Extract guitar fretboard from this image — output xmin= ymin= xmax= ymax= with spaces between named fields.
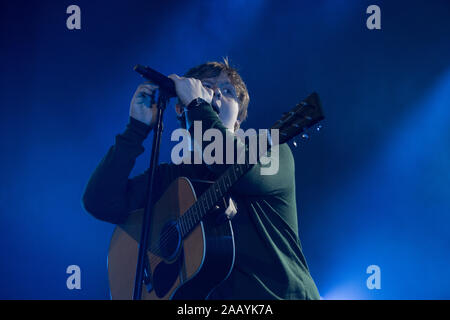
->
xmin=176 ymin=92 xmax=324 ymax=238
xmin=178 ymin=162 xmax=252 ymax=238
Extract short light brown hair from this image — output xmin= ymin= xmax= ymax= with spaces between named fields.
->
xmin=177 ymin=58 xmax=250 ymax=131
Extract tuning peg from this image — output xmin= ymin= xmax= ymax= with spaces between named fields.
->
xmin=301 ymin=133 xmax=310 ymax=140
xmin=292 ymin=140 xmax=298 ymax=148
xmin=316 ymin=124 xmax=322 ymax=132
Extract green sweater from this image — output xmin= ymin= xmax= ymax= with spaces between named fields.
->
xmin=82 ymin=100 xmax=320 ymax=300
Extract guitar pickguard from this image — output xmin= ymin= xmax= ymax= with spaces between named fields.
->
xmin=153 ymin=250 xmax=184 ymax=298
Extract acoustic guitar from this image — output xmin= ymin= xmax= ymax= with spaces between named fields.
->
xmin=107 ymin=92 xmax=325 ymax=299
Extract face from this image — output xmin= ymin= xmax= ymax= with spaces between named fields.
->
xmin=175 ymin=70 xmax=240 ymax=132
xmin=201 ymin=71 xmax=240 ymax=132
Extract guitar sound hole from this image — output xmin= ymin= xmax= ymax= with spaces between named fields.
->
xmin=159 ymin=220 xmax=182 ymax=262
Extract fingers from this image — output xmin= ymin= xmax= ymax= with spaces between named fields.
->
xmin=167 ymin=74 xmax=213 ymax=106
xmin=135 ymin=83 xmax=157 ymax=101
xmin=168 ymin=74 xmax=182 ymax=81
xmin=169 ymin=74 xmax=198 ymax=85
xmin=204 ymin=86 xmax=214 ymax=95
xmin=168 ymin=74 xmax=203 ymax=88
xmin=138 ymin=86 xmax=155 ymax=96
xmin=138 ymin=82 xmax=158 ymax=91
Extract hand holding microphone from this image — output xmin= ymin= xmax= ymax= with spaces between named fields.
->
xmin=133 ymin=64 xmax=213 ymax=107
xmin=167 ymin=74 xmax=213 ymax=107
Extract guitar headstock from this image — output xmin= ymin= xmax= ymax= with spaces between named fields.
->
xmin=270 ymin=92 xmax=325 ymax=145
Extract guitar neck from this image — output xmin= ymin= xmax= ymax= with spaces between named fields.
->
xmin=178 ymin=161 xmax=253 ymax=238
xmin=177 ymin=92 xmax=325 ymax=238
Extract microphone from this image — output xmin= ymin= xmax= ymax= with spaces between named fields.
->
xmin=133 ymin=64 xmax=177 ymax=98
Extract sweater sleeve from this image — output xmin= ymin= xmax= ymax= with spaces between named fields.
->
xmin=82 ymin=117 xmax=155 ymax=224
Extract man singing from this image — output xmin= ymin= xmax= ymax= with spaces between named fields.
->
xmin=82 ymin=59 xmax=320 ymax=299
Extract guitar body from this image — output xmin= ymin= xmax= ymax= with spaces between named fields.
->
xmin=107 ymin=177 xmax=235 ymax=300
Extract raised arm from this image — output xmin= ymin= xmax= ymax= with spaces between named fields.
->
xmin=82 ymin=82 xmax=159 ymax=224
xmin=82 ymin=117 xmax=153 ymax=224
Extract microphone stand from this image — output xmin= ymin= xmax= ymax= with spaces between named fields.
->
xmin=132 ymin=89 xmax=169 ymax=300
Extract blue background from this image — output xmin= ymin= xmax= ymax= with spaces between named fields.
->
xmin=1 ymin=0 xmax=449 ymax=299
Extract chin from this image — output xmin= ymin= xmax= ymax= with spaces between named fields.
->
xmin=223 ymin=121 xmax=234 ymax=131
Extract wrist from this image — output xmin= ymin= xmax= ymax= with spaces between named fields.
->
xmin=186 ymin=97 xmax=208 ymax=110
xmin=121 ymin=116 xmax=152 ymax=143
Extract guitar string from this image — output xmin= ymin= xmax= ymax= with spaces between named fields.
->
xmin=144 ymin=168 xmax=236 ymax=270
xmin=144 ymin=136 xmax=281 ymax=271
xmin=142 ymin=172 xmax=228 ymax=270
xmin=128 ymin=103 xmax=320 ymax=288
xmin=143 ymin=163 xmax=250 ymax=272
xmin=143 ymin=144 xmax=275 ymax=272
xmin=141 ymin=133 xmax=274 ymax=274
xmin=144 ymin=107 xmax=317 ymax=266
